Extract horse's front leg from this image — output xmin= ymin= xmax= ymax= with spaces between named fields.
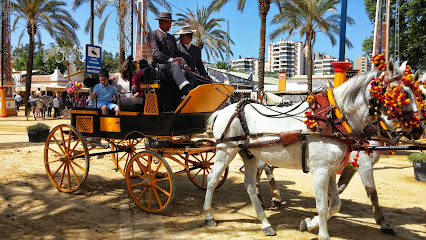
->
xmin=256 ymin=159 xmax=267 ymax=208
xmin=356 ymin=153 xmax=395 ymax=235
xmin=241 ymin=151 xmax=275 ymax=236
xmin=204 ymin=147 xmax=237 ymax=227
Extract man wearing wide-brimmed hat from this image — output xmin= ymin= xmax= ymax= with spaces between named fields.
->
xmin=147 ymin=12 xmax=193 ymax=97
xmin=175 ymin=25 xmax=210 ymax=80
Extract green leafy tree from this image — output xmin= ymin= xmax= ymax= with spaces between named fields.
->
xmin=363 ymin=0 xmax=426 ymax=71
xmin=11 ymin=0 xmax=79 ymax=117
xmin=208 ymin=0 xmax=281 ymax=93
xmin=216 ymin=61 xmax=230 ymax=70
xmin=101 ymin=50 xmax=120 ymax=73
xmin=269 ymin=0 xmax=354 ymax=93
xmin=72 ymin=0 xmax=171 ymax=64
xmin=176 ymin=6 xmax=234 ymax=62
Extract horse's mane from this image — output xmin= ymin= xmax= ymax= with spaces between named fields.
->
xmin=333 ymin=70 xmax=379 ymax=115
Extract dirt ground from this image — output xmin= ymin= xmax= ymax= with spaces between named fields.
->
xmin=0 ymin=111 xmax=425 ymax=240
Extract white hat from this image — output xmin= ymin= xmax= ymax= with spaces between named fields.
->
xmin=174 ymin=25 xmax=197 ymax=35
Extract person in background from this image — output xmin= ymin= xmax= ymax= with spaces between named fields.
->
xmin=53 ymin=95 xmax=60 ymax=118
xmin=92 ymin=69 xmax=120 ymax=116
xmin=14 ymin=93 xmax=22 ymax=111
xmin=35 ymin=88 xmax=42 ymax=97
xmin=175 ymin=25 xmax=211 ymax=80
xmin=131 ymin=59 xmax=150 ymax=99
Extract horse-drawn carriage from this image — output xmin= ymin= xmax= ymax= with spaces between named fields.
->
xmin=43 ymin=68 xmax=234 ymax=213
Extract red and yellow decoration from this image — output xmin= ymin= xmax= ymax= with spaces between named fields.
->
xmin=351 ymin=151 xmax=360 ymax=168
xmin=304 ymin=109 xmax=318 ymax=129
xmin=372 ymin=53 xmax=386 ymax=71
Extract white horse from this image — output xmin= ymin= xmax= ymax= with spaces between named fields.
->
xmin=255 ymin=69 xmax=425 ymax=235
xmin=204 ymin=61 xmax=420 ymax=240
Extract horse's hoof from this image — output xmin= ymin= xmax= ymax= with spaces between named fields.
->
xmin=205 ymin=219 xmax=217 ymax=226
xmin=270 ymin=201 xmax=281 ymax=210
xmin=299 ymin=219 xmax=308 ymax=232
xmin=381 ymin=228 xmax=396 ymax=235
xmin=262 ymin=226 xmax=276 ymax=236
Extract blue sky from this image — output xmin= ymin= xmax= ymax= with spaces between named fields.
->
xmin=10 ymin=0 xmax=374 ymax=64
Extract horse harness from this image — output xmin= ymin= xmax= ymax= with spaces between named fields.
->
xmin=215 ymin=93 xmax=388 ymax=174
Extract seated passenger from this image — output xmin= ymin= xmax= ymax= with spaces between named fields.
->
xmin=131 ymin=60 xmax=150 ymax=98
xmin=92 ymin=69 xmax=120 ymax=116
xmin=110 ymin=62 xmax=143 ymax=106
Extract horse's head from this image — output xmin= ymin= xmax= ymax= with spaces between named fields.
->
xmin=376 ymin=61 xmax=425 ymax=140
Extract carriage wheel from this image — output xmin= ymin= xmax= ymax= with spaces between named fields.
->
xmin=185 ymin=140 xmax=228 ymax=190
xmin=126 ymin=150 xmax=175 ymax=213
xmin=44 ymin=124 xmax=89 ymax=193
xmin=111 ymin=137 xmax=150 ymax=176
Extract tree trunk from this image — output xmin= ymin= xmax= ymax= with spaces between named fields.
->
xmin=307 ymin=31 xmax=313 ymax=94
xmin=257 ymin=1 xmax=270 ymax=94
xmin=24 ymin=25 xmax=36 ymax=118
xmin=119 ymin=0 xmax=126 ymax=65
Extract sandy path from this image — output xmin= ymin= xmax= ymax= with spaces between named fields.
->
xmin=0 ymin=112 xmax=425 ymax=239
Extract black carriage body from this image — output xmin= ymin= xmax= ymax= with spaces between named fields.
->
xmin=70 ymin=108 xmax=211 ymax=138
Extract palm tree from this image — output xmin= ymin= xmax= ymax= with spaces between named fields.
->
xmin=269 ymin=0 xmax=354 ymax=93
xmin=11 ymin=0 xmax=79 ymax=117
xmin=208 ymin=0 xmax=280 ymax=93
xmin=72 ymin=0 xmax=172 ymax=65
xmin=176 ymin=6 xmax=234 ymax=62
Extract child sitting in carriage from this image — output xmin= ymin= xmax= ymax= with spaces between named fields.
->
xmin=91 ymin=69 xmax=120 ymax=116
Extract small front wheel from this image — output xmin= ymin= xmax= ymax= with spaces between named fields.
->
xmin=126 ymin=150 xmax=175 ymax=213
xmin=44 ymin=124 xmax=89 ymax=193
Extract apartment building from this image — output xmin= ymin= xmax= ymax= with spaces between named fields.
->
xmin=313 ymin=52 xmax=353 ymax=75
xmin=267 ymin=39 xmax=305 ymax=77
xmin=230 ymin=56 xmax=256 ymax=74
xmin=355 ymin=56 xmax=372 ymax=73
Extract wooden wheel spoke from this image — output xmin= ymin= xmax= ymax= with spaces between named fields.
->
xmin=137 ymin=186 xmax=148 ymax=201
xmin=46 ymin=158 xmax=63 ymax=164
xmin=135 ymin=158 xmax=149 ymax=177
xmin=152 ymin=161 xmax=163 ymax=177
xmin=152 ymin=187 xmax=164 ymax=208
xmin=153 ymin=184 xmax=171 ymax=197
xmin=148 ymin=188 xmax=152 ymax=210
xmin=206 ymin=153 xmax=215 ymax=162
xmin=47 ymin=147 xmax=63 ymax=158
xmin=52 ymin=135 xmax=66 ymax=155
xmin=191 ymin=154 xmax=202 ymax=162
xmin=69 ymin=152 xmax=86 ymax=160
xmin=192 ymin=168 xmax=203 ymax=178
xmin=70 ymin=138 xmax=81 ymax=154
xmin=68 ymin=163 xmax=81 ymax=186
xmin=69 ymin=160 xmax=85 ymax=172
xmin=67 ymin=130 xmax=72 ymax=151
xmin=67 ymin=163 xmax=72 ymax=190
xmin=128 ymin=169 xmax=146 ymax=181
xmin=153 ymin=176 xmax=171 ymax=183
xmin=59 ymin=163 xmax=67 ymax=188
xmin=52 ymin=162 xmax=65 ymax=178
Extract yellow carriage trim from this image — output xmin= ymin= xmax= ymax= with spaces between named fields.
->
xmin=175 ymin=83 xmax=235 ymax=114
xmin=70 ymin=109 xmax=99 ymax=115
xmin=100 ymin=117 xmax=121 ymax=132
xmin=76 ymin=116 xmax=94 ymax=133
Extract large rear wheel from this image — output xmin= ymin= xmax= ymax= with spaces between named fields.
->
xmin=185 ymin=140 xmax=228 ymax=190
xmin=126 ymin=150 xmax=175 ymax=213
xmin=44 ymin=124 xmax=89 ymax=193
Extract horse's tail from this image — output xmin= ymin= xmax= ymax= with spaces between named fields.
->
xmin=207 ymin=110 xmax=221 ymax=130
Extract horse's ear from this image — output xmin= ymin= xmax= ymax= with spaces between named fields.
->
xmin=326 ymin=80 xmax=334 ymax=89
xmin=414 ymin=70 xmax=421 ymax=81
xmin=398 ymin=61 xmax=407 ymax=75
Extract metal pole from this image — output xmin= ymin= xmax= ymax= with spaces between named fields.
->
xmin=88 ymin=0 xmax=95 ymax=107
xmin=1 ymin=0 xmax=5 ymax=87
xmin=90 ymin=0 xmax=94 ymax=45
xmin=131 ymin=0 xmax=134 ymax=57
xmin=338 ymin=0 xmax=348 ymax=61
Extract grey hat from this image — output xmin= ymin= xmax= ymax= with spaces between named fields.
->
xmin=174 ymin=25 xmax=198 ymax=35
xmin=154 ymin=12 xmax=176 ymax=21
